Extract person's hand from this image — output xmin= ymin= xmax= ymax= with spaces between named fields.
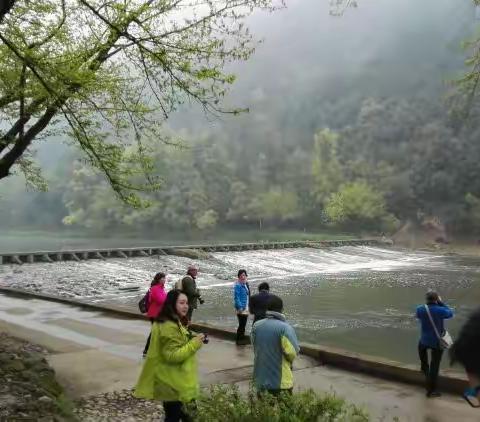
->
xmin=199 ymin=298 xmax=205 ymax=305
xmin=195 ymin=334 xmax=206 ymax=344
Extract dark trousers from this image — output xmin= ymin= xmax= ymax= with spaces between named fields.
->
xmin=257 ymin=388 xmax=293 ymax=399
xmin=163 ymin=401 xmax=191 ymax=422
xmin=236 ymin=314 xmax=248 ymax=342
xmin=143 ymin=319 xmax=154 ymax=355
xmin=187 ymin=307 xmax=194 ymax=321
xmin=418 ymin=342 xmax=444 ymax=393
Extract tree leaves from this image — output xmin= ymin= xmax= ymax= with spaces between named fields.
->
xmin=0 ymin=0 xmax=281 ymax=203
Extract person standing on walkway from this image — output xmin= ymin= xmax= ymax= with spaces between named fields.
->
xmin=415 ymin=290 xmax=454 ymax=397
xmin=249 ymin=282 xmax=271 ymax=324
xmin=177 ymin=265 xmax=204 ymax=322
xmin=251 ymin=295 xmax=300 ymax=395
xmin=450 ymin=307 xmax=480 ymax=407
xmin=233 ymin=269 xmax=251 ymax=345
xmin=142 ymin=272 xmax=168 ymax=357
xmin=134 ymin=290 xmax=206 ymax=422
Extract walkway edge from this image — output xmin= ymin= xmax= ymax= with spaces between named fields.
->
xmin=0 ymin=286 xmax=467 ymax=394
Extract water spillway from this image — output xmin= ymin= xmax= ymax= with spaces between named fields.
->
xmin=0 ymin=239 xmax=379 ymax=265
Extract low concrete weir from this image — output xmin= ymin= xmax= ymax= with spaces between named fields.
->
xmin=0 ymin=239 xmax=380 ymax=265
xmin=0 ymin=286 xmax=467 ymax=394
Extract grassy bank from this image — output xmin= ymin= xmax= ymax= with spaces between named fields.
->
xmin=0 ymin=228 xmax=359 ymax=253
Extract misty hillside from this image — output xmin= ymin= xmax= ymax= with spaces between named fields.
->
xmin=171 ymin=0 xmax=475 ymax=132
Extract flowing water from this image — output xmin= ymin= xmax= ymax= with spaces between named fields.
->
xmin=1 ymin=246 xmax=479 ymax=365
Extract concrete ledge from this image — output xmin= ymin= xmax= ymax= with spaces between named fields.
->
xmin=0 ymin=287 xmax=466 ymax=394
xmin=300 ymin=343 xmax=467 ymax=394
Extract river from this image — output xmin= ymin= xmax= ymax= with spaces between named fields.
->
xmin=1 ymin=246 xmax=479 ymax=365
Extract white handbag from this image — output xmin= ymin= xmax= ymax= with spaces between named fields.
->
xmin=424 ymin=304 xmax=453 ymax=349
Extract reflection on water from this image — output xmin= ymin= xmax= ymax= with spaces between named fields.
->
xmin=1 ymin=246 xmax=479 ymax=364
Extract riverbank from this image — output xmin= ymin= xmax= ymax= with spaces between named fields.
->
xmin=0 ymin=331 xmax=165 ymax=421
xmin=0 ymin=228 xmax=357 ymax=253
xmin=0 ymin=332 xmax=76 ymax=421
xmin=421 ymin=242 xmax=480 ymax=257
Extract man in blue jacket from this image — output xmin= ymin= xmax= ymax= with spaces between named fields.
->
xmin=233 ymin=269 xmax=251 ymax=345
xmin=416 ymin=291 xmax=454 ymax=397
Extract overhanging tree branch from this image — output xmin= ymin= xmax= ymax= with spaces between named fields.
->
xmin=0 ymin=0 xmax=280 ymax=202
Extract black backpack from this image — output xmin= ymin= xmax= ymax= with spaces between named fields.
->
xmin=138 ymin=290 xmax=150 ymax=314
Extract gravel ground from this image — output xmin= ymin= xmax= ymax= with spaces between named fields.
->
xmin=0 ymin=333 xmax=165 ymax=422
xmin=0 ymin=332 xmax=75 ymax=421
xmin=74 ymin=389 xmax=164 ymax=422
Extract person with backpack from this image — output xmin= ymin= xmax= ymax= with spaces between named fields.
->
xmin=415 ymin=290 xmax=454 ymax=397
xmin=233 ymin=269 xmax=251 ymax=345
xmin=142 ymin=272 xmax=168 ymax=357
xmin=251 ymin=295 xmax=300 ymax=395
xmin=176 ymin=264 xmax=204 ymax=322
xmin=134 ymin=290 xmax=207 ymax=421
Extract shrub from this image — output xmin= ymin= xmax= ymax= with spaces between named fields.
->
xmin=188 ymin=385 xmax=369 ymax=422
xmin=324 ymin=182 xmax=397 ymax=233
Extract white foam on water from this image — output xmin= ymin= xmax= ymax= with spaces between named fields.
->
xmin=0 ymin=246 xmax=449 ymax=300
xmin=210 ymin=246 xmax=446 ymax=282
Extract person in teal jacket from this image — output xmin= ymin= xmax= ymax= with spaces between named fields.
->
xmin=134 ymin=289 xmax=206 ymax=421
xmin=251 ymin=294 xmax=300 ymax=394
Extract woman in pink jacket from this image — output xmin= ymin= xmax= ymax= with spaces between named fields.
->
xmin=143 ymin=272 xmax=167 ymax=357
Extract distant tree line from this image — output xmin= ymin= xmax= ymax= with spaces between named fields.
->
xmin=2 ymin=94 xmax=480 ymax=237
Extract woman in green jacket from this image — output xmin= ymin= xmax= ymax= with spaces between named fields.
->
xmin=134 ymin=289 xmax=206 ymax=421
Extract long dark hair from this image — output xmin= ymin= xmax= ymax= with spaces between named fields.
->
xmin=156 ymin=289 xmax=188 ymax=326
xmin=151 ymin=272 xmax=166 ymax=287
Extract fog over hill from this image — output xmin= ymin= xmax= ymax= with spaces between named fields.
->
xmin=1 ymin=0 xmax=478 ymax=235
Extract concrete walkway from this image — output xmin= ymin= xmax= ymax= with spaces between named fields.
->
xmin=0 ymin=293 xmax=478 ymax=421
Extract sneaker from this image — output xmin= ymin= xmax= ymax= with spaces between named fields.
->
xmin=426 ymin=391 xmax=442 ymax=398
xmin=463 ymin=387 xmax=480 ymax=408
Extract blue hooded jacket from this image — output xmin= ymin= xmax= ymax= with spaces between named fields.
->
xmin=233 ymin=281 xmax=250 ymax=311
xmin=416 ymin=302 xmax=453 ymax=348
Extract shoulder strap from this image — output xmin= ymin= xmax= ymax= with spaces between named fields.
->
xmin=424 ymin=304 xmax=441 ymax=339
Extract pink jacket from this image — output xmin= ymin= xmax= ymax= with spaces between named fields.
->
xmin=147 ymin=284 xmax=167 ymax=319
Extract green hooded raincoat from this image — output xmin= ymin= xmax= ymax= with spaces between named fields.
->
xmin=134 ymin=320 xmax=202 ymax=402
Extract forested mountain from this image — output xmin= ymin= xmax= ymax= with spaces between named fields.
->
xmin=1 ymin=0 xmax=479 ymax=237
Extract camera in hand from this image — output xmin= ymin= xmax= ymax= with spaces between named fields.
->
xmin=202 ymin=334 xmax=209 ymax=344
xmin=199 ymin=298 xmax=205 ymax=305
